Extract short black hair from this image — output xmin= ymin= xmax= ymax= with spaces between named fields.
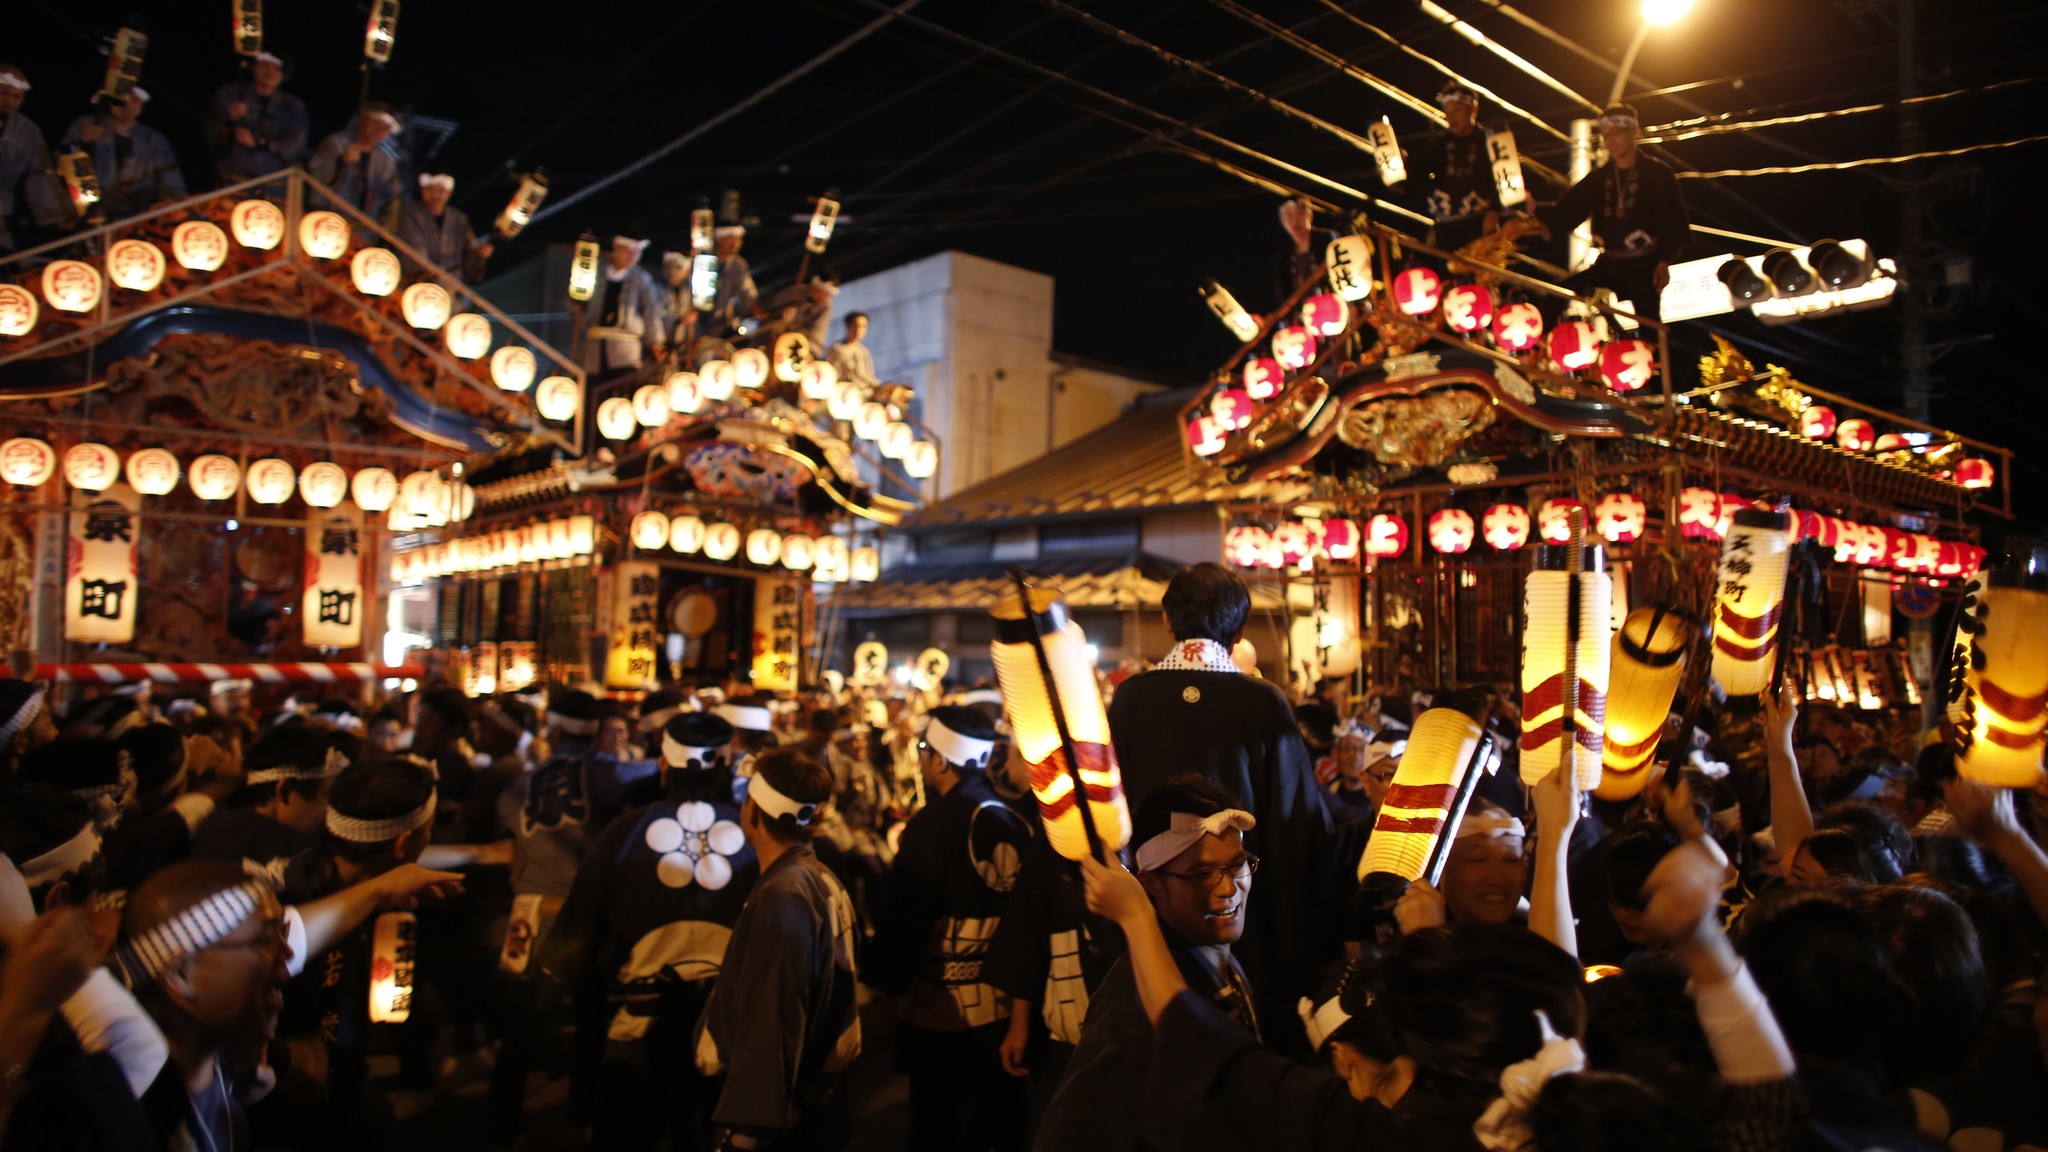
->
xmin=417 ymin=687 xmax=473 ymax=732
xmin=1603 ymin=821 xmax=1681 ymax=910
xmin=1131 ymin=773 xmax=1240 ymax=858
xmin=1161 ymin=562 xmax=1250 ymax=645
xmin=845 ymin=311 xmax=869 ymax=325
xmin=0 ymin=784 xmax=101 ymax=900
xmin=751 ymin=748 xmax=834 ymax=844
xmin=324 ymin=757 xmax=436 ymax=864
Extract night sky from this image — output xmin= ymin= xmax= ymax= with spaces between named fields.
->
xmin=15 ymin=0 xmax=2048 ymax=511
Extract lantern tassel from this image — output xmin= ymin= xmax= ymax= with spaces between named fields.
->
xmin=1005 ymin=566 xmax=1106 ymax=861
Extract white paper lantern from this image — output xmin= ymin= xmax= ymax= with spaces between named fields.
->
xmin=63 ymin=443 xmax=120 ymax=491
xmin=828 ymin=382 xmax=864 ymax=421
xmin=106 ymin=239 xmax=166 ymax=293
xmin=880 ymin=421 xmax=914 ymax=460
xmin=781 ymin=534 xmax=815 ymax=571
xmin=350 ymin=466 xmax=398 ymax=512
xmin=298 ymin=211 xmax=349 ymax=261
xmin=349 ymin=247 xmax=401 ymax=296
xmin=854 ymin=402 xmax=889 ymax=441
xmin=593 ymin=397 xmax=635 ymax=440
xmin=1520 ymin=545 xmax=1613 ymax=790
xmin=905 ymin=440 xmax=938 ymax=479
xmin=170 ymin=222 xmax=231 ymax=273
xmin=490 ymin=346 xmax=536 ymax=392
xmin=0 ymin=438 xmax=56 ymax=487
xmin=298 ymin=461 xmax=348 ymax=508
xmin=230 ymin=199 xmax=285 ymax=250
xmin=852 ymin=545 xmax=880 ymax=582
xmin=669 ymin=514 xmax=706 ymax=554
xmin=1325 ymin=234 xmax=1373 ymax=302
xmin=245 ymin=458 xmax=295 ymax=504
xmin=666 ymin=372 xmax=702 ymax=415
xmin=698 ymin=360 xmax=735 ymax=401
xmin=188 ymin=454 xmax=241 ymax=501
xmin=746 ymin=528 xmax=783 ymax=566
xmin=124 ymin=447 xmax=180 ymax=495
xmin=703 ymin=522 xmax=741 ymax=561
xmin=445 ymin=313 xmax=491 ymax=359
xmin=41 ymin=260 xmax=102 ymax=313
xmin=732 ymin=347 xmax=769 ymax=389
xmin=401 ymin=282 xmax=450 ymax=330
xmin=633 ymin=384 xmax=671 ymax=427
xmin=1709 ymin=510 xmax=1792 ymax=698
xmin=0 ymin=283 xmax=39 ymax=337
xmin=799 ymin=360 xmax=837 ymax=400
xmin=536 ymin=375 xmax=580 ymax=421
xmin=631 ymin=509 xmax=670 ymax=550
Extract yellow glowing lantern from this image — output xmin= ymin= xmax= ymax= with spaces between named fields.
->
xmin=41 ymin=260 xmax=102 ymax=313
xmin=1592 ymin=492 xmax=1648 ymax=545
xmin=1325 ymin=234 xmax=1374 ymax=302
xmin=168 ymin=222 xmax=229 ymax=273
xmin=781 ymin=534 xmax=815 ymax=571
xmin=852 ymin=545 xmax=881 ymax=582
xmin=0 ymin=284 xmax=40 ymax=337
xmin=188 ymin=454 xmax=241 ymax=501
xmin=298 ymin=462 xmax=348 ymax=508
xmin=633 ymin=384 xmax=670 ymax=427
xmin=567 ymin=235 xmax=600 ymax=302
xmin=124 ymin=447 xmax=179 ymax=495
xmin=106 ymin=239 xmax=166 ymax=293
xmin=596 ymin=397 xmax=637 ymax=440
xmin=368 ymin=913 xmax=416 ymax=1025
xmin=298 ymin=211 xmax=349 ymax=261
xmin=880 ymin=421 xmax=914 ymax=460
xmin=444 ymin=313 xmax=491 ymax=359
xmin=814 ymin=536 xmax=850 ymax=582
xmin=0 ymin=438 xmax=56 ymax=487
xmin=669 ymin=514 xmax=706 ymax=554
xmin=495 ymin=172 xmax=548 ymax=239
xmin=732 ymin=347 xmax=770 ymax=389
xmin=990 ymin=577 xmax=1132 ymax=861
xmin=1520 ymin=539 xmax=1612 ymax=790
xmin=1710 ymin=509 xmax=1792 ymax=698
xmin=800 ymin=360 xmax=837 ymax=400
xmin=1357 ymin=702 xmax=1493 ymax=883
xmin=828 ymin=382 xmax=864 ymax=421
xmin=535 ymin=375 xmax=581 ymax=422
xmin=666 ymin=371 xmax=702 ymax=415
xmin=62 ymin=443 xmax=120 ymax=491
xmin=1597 ymin=606 xmax=1693 ymax=801
xmin=905 ymin=441 xmax=938 ymax=479
xmin=1950 ymin=551 xmax=2048 ymax=788
xmin=349 ymin=247 xmax=401 ymax=296
xmin=245 ymin=458 xmax=295 ymax=504
xmin=350 ymin=467 xmax=397 ymax=512
xmin=488 ymin=346 xmax=536 ymax=393
xmin=703 ymin=522 xmax=741 ymax=562
xmin=401 ymin=282 xmax=450 ymax=330
xmin=630 ymin=510 xmax=670 ymax=550
xmin=230 ymin=199 xmax=285 ymax=250
xmin=398 ymin=470 xmax=443 ymax=517
xmin=569 ymin=515 xmax=596 ymax=555
xmin=746 ymin=528 xmax=783 ymax=567
xmin=854 ymin=403 xmax=890 ymax=441
xmin=699 ymin=360 xmax=736 ymax=401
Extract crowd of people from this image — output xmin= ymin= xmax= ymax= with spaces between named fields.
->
xmin=0 ymin=559 xmax=2043 ymax=1151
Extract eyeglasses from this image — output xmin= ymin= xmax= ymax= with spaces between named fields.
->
xmin=1155 ymin=854 xmax=1259 ymax=890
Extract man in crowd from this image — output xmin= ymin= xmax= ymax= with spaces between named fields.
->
xmin=1416 ymin=83 xmax=1502 ymax=251
xmin=868 ymin=706 xmax=1032 ymax=1152
xmin=579 ymin=235 xmax=668 ymax=384
xmin=1 ymin=677 xmax=58 ymax=773
xmin=827 ymin=311 xmax=877 ymax=388
xmin=1542 ymin=102 xmax=1690 ymax=320
xmin=189 ymin=725 xmax=347 ymax=877
xmin=792 ymin=275 xmax=839 ymax=351
xmin=707 ymin=224 xmax=758 ymax=337
xmin=207 ymin=51 xmax=309 ymax=183
xmin=309 ymin=104 xmax=402 ymax=220
xmin=661 ymin=250 xmax=697 ymax=351
xmin=396 ymin=173 xmax=492 ymax=281
xmin=60 ymin=87 xmax=185 ymax=222
xmin=696 ymin=748 xmax=861 ymax=1150
xmin=0 ymin=64 xmax=67 ymax=254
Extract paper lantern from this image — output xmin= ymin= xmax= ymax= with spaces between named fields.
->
xmin=1836 ymin=419 xmax=1875 ymax=451
xmin=1709 ymin=509 xmax=1793 ymax=698
xmin=827 ymin=381 xmax=863 ymax=421
xmin=1800 ymin=405 xmax=1837 ymax=440
xmin=1199 ymin=279 xmax=1260 ymax=343
xmin=1442 ymin=283 xmax=1494 ymax=333
xmin=905 ymin=441 xmax=938 ymax=480
xmin=746 ymin=528 xmax=783 ymax=566
xmin=0 ymin=283 xmax=39 ymax=337
xmin=1874 ymin=433 xmax=1907 ymax=452
xmin=401 ymin=282 xmax=450 ymax=330
xmin=1356 ymin=701 xmax=1493 ymax=884
xmin=106 ymin=239 xmax=166 ymax=293
xmin=188 ymin=454 xmax=241 ymax=501
xmin=1592 ymin=492 xmax=1648 ymax=544
xmin=669 ymin=514 xmax=706 ymax=554
xmin=852 ymin=545 xmax=881 ymax=582
xmin=699 ymin=360 xmax=736 ymax=401
xmin=1536 ymin=498 xmax=1587 ymax=545
xmin=1325 ymin=234 xmax=1374 ymax=302
xmin=494 ymin=172 xmax=548 ymax=238
xmin=1428 ymin=508 xmax=1475 ymax=555
xmin=1367 ymin=513 xmax=1409 ymax=559
xmin=63 ymin=443 xmax=120 ymax=491
xmin=298 ymin=211 xmax=349 ymax=261
xmin=230 ymin=199 xmax=285 ymax=250
xmin=167 ymin=222 xmax=232 ymax=275
xmin=1547 ymin=320 xmax=1601 ymax=372
xmin=478 ymin=348 xmax=535 ymax=397
xmin=298 ymin=462 xmax=347 ymax=508
xmin=1210 ymin=389 xmax=1254 ymax=431
xmin=1949 ymin=557 xmax=2048 ymax=788
xmin=566 ymin=236 xmax=600 ymax=302
xmin=1392 ymin=267 xmax=1441 ymax=316
xmin=1366 ymin=117 xmax=1407 ymax=185
xmin=1301 ymin=293 xmax=1348 ymax=338
xmin=1186 ymin=415 xmax=1228 ymax=458
xmin=596 ymin=397 xmax=636 ymax=441
xmin=1596 ymin=606 xmax=1694 ymax=801
xmin=631 ymin=510 xmax=670 ymax=550
xmin=1678 ymin=488 xmax=1724 ymax=540
xmin=1520 ymin=543 xmax=1612 ymax=789
xmin=1483 ymin=503 xmax=1531 ymax=551
xmin=349 ymin=247 xmax=401 ymax=296
xmin=41 ymin=260 xmax=102 ymax=313
xmin=569 ymin=516 xmax=596 ymax=555
xmin=880 ymin=421 xmax=915 ymax=461
xmin=854 ymin=402 xmax=890 ymax=441
xmin=444 ymin=314 xmax=491 ymax=359
xmin=1598 ymin=339 xmax=1655 ymax=393
xmin=731 ymin=347 xmax=769 ymax=389
xmin=244 ymin=458 xmax=295 ymax=504
xmin=1321 ymin=518 xmax=1360 ymax=562
xmin=368 ymin=913 xmax=416 ymax=1025
xmin=1272 ymin=325 xmax=1316 ymax=371
xmin=350 ymin=466 xmax=397 ymax=511
xmin=1492 ymin=302 xmax=1544 ymax=352
xmin=1226 ymin=525 xmax=1274 ymax=568
xmin=990 ymin=580 xmax=1131 ymax=861
xmin=657 ymin=372 xmax=699 ymax=416
xmin=124 ymin=447 xmax=179 ymax=495
xmin=799 ymin=360 xmax=837 ymax=400
xmin=1273 ymin=522 xmax=1315 ymax=570
xmin=398 ymin=470 xmax=443 ymax=517
xmin=536 ymin=375 xmax=580 ymax=421
xmin=813 ymin=536 xmax=850 ymax=581
xmin=1955 ymin=458 xmax=1995 ymax=490
xmin=703 ymin=523 xmax=741 ymax=562
xmin=781 ymin=535 xmax=815 ymax=571
xmin=633 ymin=384 xmax=670 ymax=427
xmin=1243 ymin=357 xmax=1283 ymax=402
xmin=773 ymin=333 xmax=812 ymax=383
xmin=0 ymin=438 xmax=56 ymax=487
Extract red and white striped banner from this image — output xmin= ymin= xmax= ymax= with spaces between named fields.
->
xmin=33 ymin=662 xmax=425 ymax=685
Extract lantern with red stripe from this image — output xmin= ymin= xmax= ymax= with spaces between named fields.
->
xmin=1428 ymin=509 xmax=1475 ymax=555
xmin=1483 ymin=503 xmax=1530 ymax=551
xmin=1678 ymin=488 xmax=1724 ymax=540
xmin=1948 ymin=547 xmax=2048 ymax=788
xmin=1520 ymin=538 xmax=1612 ymax=789
xmin=1492 ymin=302 xmax=1544 ymax=352
xmin=1713 ymin=493 xmax=1754 ymax=540
xmin=1210 ymin=389 xmax=1254 ymax=431
xmin=1367 ymin=513 xmax=1409 ymax=559
xmin=991 ymin=578 xmax=1132 ymax=860
xmin=1356 ymin=699 xmax=1495 ymax=885
xmin=1320 ymin=518 xmax=1361 ymax=562
xmin=1301 ymin=293 xmax=1348 ymax=338
xmin=1441 ymin=283 xmax=1494 ymax=334
xmin=1547 ymin=320 xmax=1601 ymax=372
xmin=1273 ymin=521 xmax=1315 ymax=569
xmin=1800 ymin=406 xmax=1838 ymax=440
xmin=1536 ymin=497 xmax=1587 ymax=545
xmin=1955 ymin=458 xmax=1995 ymax=490
xmin=1597 ymin=606 xmax=1694 ymax=801
xmin=1243 ymin=357 xmax=1283 ymax=401
xmin=1709 ymin=509 xmax=1793 ymax=698
xmin=1592 ymin=492 xmax=1648 ymax=545
xmin=1837 ymin=420 xmax=1875 ymax=451
xmin=1875 ymin=434 xmax=1908 ymax=452
xmin=1186 ymin=415 xmax=1228 ymax=457
xmin=1597 ymin=339 xmax=1655 ymax=393
xmin=1392 ymin=267 xmax=1441 ymax=316
xmin=1272 ymin=325 xmax=1316 ymax=371
xmin=1225 ymin=525 xmax=1275 ymax=569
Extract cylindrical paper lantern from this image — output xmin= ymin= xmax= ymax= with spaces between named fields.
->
xmin=1709 ymin=509 xmax=1793 ymax=698
xmin=1226 ymin=525 xmax=1273 ymax=569
xmin=1949 ymin=552 xmax=2048 ymax=788
xmin=1483 ymin=503 xmax=1530 ymax=551
xmin=1520 ymin=543 xmax=1612 ymax=789
xmin=1325 ymin=234 xmax=1374 ymax=302
xmin=1597 ymin=606 xmax=1694 ymax=801
xmin=1356 ymin=701 xmax=1492 ymax=883
xmin=1428 ymin=509 xmax=1475 ymax=555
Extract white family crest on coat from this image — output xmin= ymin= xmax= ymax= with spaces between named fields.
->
xmin=645 ymin=800 xmax=747 ymax=890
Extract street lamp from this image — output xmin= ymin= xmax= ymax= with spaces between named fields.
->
xmin=1610 ymin=0 xmax=1696 ymax=107
xmin=1570 ymin=0 xmax=1698 ymax=272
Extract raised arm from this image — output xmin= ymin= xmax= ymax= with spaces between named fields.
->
xmin=1528 ymin=761 xmax=1581 ymax=959
xmin=1946 ymin=778 xmax=2048 ymax=930
xmin=1759 ymin=681 xmax=1813 ymax=878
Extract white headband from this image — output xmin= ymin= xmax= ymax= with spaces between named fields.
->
xmin=20 ymin=821 xmax=102 ymax=888
xmin=638 ymin=706 xmax=682 ymax=735
xmin=716 ymin=703 xmax=773 ymax=733
xmin=1456 ymin=812 xmax=1526 ymax=842
xmin=548 ymin=710 xmax=599 ymax=736
xmin=1597 ymin=113 xmax=1639 ymax=130
xmin=418 ymin=173 xmax=454 ymax=191
xmin=922 ymin=715 xmax=994 ymax=769
xmin=165 ymin=699 xmax=205 ymax=719
xmin=1362 ymin=740 xmax=1407 ymax=769
xmin=662 ymin=251 xmax=689 ymax=266
xmin=713 ymin=225 xmax=744 ymax=238
xmin=131 ymin=86 xmax=150 ymax=103
xmin=325 ymin=791 xmax=437 ymax=842
xmin=211 ymin=678 xmax=252 ymax=697
xmin=747 ymin=771 xmax=819 ymax=826
xmin=368 ymin=110 xmax=401 ymax=132
xmin=0 ymin=686 xmax=45 ymax=741
xmin=1299 ymin=993 xmax=1355 ymax=1053
xmin=245 ymin=745 xmax=349 ymax=784
xmin=0 ymin=73 xmax=31 ymax=92
xmin=116 ymin=880 xmax=271 ymax=988
xmin=661 ymin=730 xmax=726 ymax=771
xmin=252 ymin=51 xmax=283 ymax=66
xmin=1135 ymin=808 xmax=1256 ymax=873
xmin=613 ymin=236 xmax=649 ymax=254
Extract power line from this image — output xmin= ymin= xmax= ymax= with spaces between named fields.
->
xmin=1307 ymin=0 xmax=1572 ymax=142
xmin=1677 ymin=134 xmax=2048 ymax=178
xmin=1410 ymin=0 xmax=1600 ymax=114
xmin=1642 ymin=76 xmax=2040 ymax=142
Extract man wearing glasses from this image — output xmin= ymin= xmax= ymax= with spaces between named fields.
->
xmin=1033 ymin=776 xmax=1262 ymax=1152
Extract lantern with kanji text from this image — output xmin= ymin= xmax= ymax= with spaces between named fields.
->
xmin=1536 ymin=498 xmax=1587 ymax=545
xmin=1598 ymin=339 xmax=1655 ymax=392
xmin=1593 ymin=492 xmax=1648 ymax=544
xmin=1301 ymin=293 xmax=1348 ymax=338
xmin=1547 ymin=320 xmax=1601 ymax=372
xmin=230 ymin=199 xmax=285 ymax=249
xmin=124 ymin=448 xmax=179 ymax=496
xmin=1429 ymin=509 xmax=1476 ymax=555
xmin=188 ymin=454 xmax=241 ymax=501
xmin=298 ymin=211 xmax=349 ymax=261
xmin=1367 ymin=513 xmax=1409 ymax=559
xmin=106 ymin=239 xmax=165 ymax=293
xmin=1441 ymin=283 xmax=1494 ymax=333
xmin=63 ymin=443 xmax=119 ymax=491
xmin=1709 ymin=509 xmax=1793 ymax=698
xmin=1492 ymin=302 xmax=1544 ymax=352
xmin=1392 ymin=267 xmax=1441 ymax=316
xmin=41 ymin=261 xmax=101 ymax=313
xmin=1483 ymin=503 xmax=1530 ymax=551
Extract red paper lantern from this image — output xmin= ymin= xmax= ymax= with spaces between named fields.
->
xmin=1597 ymin=339 xmax=1655 ymax=392
xmin=1243 ymin=357 xmax=1283 ymax=401
xmin=1492 ymin=302 xmax=1544 ymax=352
xmin=1482 ymin=503 xmax=1530 ymax=551
xmin=1592 ymin=492 xmax=1648 ymax=544
xmin=1392 ymin=267 xmax=1441 ymax=316
xmin=1226 ymin=525 xmax=1275 ymax=568
xmin=1679 ymin=487 xmax=1725 ymax=540
xmin=1210 ymin=389 xmax=1254 ymax=431
xmin=1320 ymin=518 xmax=1360 ymax=562
xmin=1536 ymin=497 xmax=1587 ymax=545
xmin=1441 ymin=283 xmax=1494 ymax=333
xmin=1272 ymin=325 xmax=1317 ymax=370
xmin=1273 ymin=522 xmax=1315 ymax=568
xmin=1955 ymin=458 xmax=1994 ymax=489
xmin=1428 ymin=508 xmax=1475 ymax=555
xmin=1186 ymin=415 xmax=1228 ymax=457
xmin=1800 ymin=406 xmax=1837 ymax=440
xmin=1837 ymin=420 xmax=1875 ymax=451
xmin=1300 ymin=293 xmax=1348 ymax=337
xmin=1547 ymin=320 xmax=1601 ymax=372
xmin=1367 ymin=513 xmax=1409 ymax=558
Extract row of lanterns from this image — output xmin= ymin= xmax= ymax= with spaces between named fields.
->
xmin=0 ymin=436 xmax=472 ymax=515
xmin=1794 ymin=405 xmax=1995 ymax=487
xmin=391 ymin=516 xmax=599 ymax=584
xmin=626 ymin=508 xmax=880 ymax=583
xmin=1796 ymin=645 xmax=1920 ymax=713
xmin=1387 ymin=267 xmax=1661 ymax=392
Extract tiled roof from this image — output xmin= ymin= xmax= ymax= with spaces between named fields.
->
xmin=824 ymin=550 xmax=1287 ymax=614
